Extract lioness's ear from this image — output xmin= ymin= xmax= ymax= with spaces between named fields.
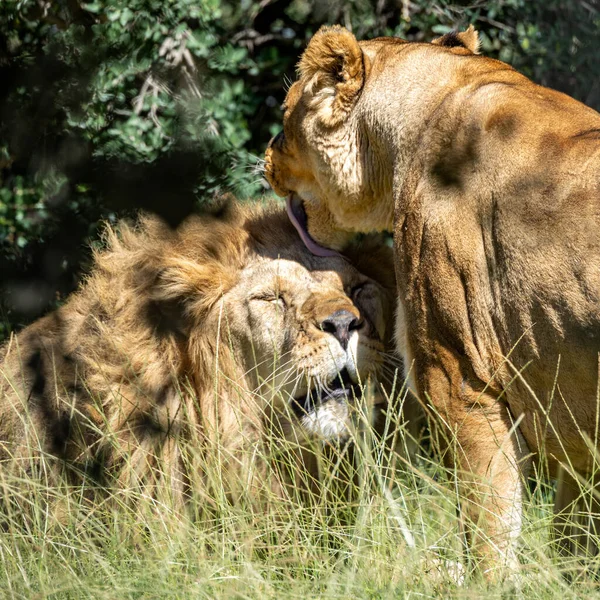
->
xmin=432 ymin=25 xmax=480 ymax=54
xmin=298 ymin=25 xmax=365 ymax=126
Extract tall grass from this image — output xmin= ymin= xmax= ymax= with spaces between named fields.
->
xmin=1 ymin=377 xmax=600 ymax=599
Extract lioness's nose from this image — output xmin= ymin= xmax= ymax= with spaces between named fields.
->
xmin=321 ymin=310 xmax=362 ymax=350
xmin=267 ymin=131 xmax=284 ymax=152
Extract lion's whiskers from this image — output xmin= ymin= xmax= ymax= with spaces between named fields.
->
xmin=251 ymin=361 xmax=301 ymax=397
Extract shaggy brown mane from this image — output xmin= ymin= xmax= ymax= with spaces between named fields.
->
xmin=0 ymin=200 xmax=403 ymax=513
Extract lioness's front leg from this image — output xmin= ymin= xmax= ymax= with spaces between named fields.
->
xmin=421 ymin=357 xmax=531 ymax=579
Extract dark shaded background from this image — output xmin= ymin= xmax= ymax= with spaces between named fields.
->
xmin=1 ymin=0 xmax=599 ymax=340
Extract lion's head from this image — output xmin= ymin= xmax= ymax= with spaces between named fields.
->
xmin=0 ymin=201 xmax=403 ymax=503
xmin=140 ymin=201 xmax=398 ymax=445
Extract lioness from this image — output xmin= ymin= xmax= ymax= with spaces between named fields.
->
xmin=265 ymin=25 xmax=600 ymax=575
xmin=0 ymin=201 xmax=410 ymax=513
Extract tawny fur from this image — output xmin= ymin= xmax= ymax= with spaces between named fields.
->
xmin=265 ymin=25 xmax=600 ymax=576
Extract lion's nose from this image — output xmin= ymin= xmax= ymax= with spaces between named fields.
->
xmin=320 ymin=309 xmax=362 ymax=350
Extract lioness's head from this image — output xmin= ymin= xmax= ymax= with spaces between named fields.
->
xmin=264 ymin=25 xmax=480 ymax=250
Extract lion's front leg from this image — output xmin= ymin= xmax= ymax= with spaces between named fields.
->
xmin=422 ymin=360 xmax=531 ymax=580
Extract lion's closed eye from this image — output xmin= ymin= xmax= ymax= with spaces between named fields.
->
xmin=250 ymin=293 xmax=287 ymax=310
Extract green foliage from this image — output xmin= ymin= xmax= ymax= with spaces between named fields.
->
xmin=0 ymin=175 xmax=47 ymax=250
xmin=1 ymin=0 xmax=599 ymax=338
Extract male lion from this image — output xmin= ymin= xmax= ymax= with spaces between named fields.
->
xmin=0 ymin=201 xmax=409 ymax=514
xmin=265 ymin=25 xmax=600 ymax=576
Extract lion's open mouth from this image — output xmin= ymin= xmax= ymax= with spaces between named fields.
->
xmin=286 ymin=194 xmax=341 ymax=258
xmin=291 ymin=368 xmax=359 ymax=417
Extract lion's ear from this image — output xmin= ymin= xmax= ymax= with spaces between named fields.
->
xmin=152 ymin=258 xmax=235 ymax=329
xmin=432 ymin=25 xmax=480 ymax=54
xmin=298 ymin=25 xmax=365 ymax=126
xmin=343 ymin=235 xmax=396 ymax=292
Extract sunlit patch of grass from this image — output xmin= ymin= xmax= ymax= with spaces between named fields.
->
xmin=2 ymin=383 xmax=600 ymax=599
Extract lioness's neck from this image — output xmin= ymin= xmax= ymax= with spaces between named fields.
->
xmin=352 ymin=53 xmax=452 ymax=225
xmin=358 ymin=49 xmax=520 ymax=219
xmin=364 ymin=52 xmax=465 ymax=163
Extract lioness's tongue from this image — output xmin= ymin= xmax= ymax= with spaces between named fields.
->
xmin=286 ymin=194 xmax=340 ymax=258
